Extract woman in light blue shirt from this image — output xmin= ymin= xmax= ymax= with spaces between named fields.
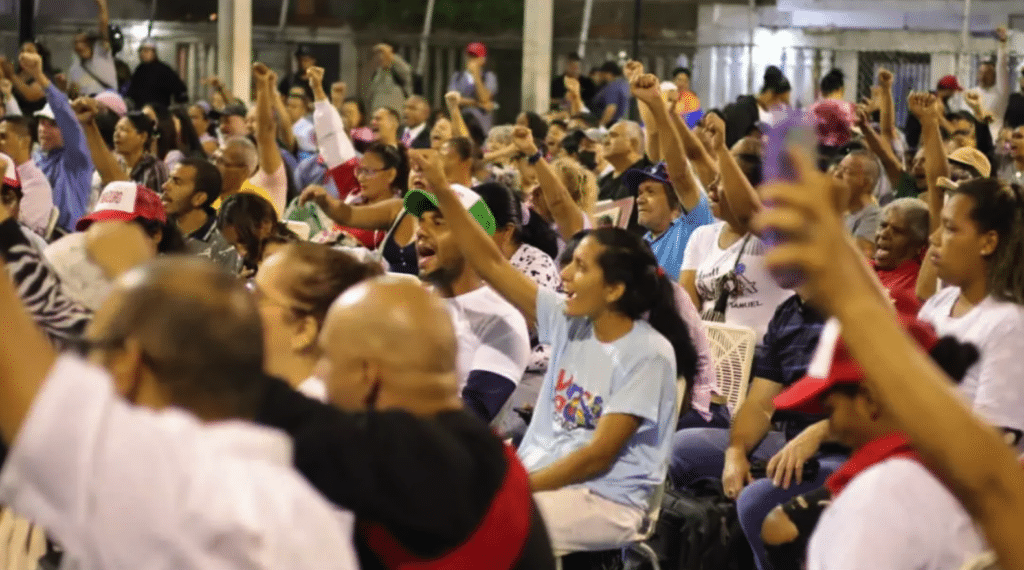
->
xmin=409 ymin=151 xmax=699 ymax=555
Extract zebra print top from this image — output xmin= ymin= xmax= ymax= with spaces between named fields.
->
xmin=0 ymin=218 xmax=92 ymax=348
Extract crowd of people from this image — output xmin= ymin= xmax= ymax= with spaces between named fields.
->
xmin=0 ymin=1 xmax=1023 ymax=567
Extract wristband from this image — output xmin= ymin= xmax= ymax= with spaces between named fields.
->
xmin=527 ymin=151 xmax=543 ymax=165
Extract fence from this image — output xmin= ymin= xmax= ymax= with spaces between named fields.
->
xmin=15 ymin=21 xmax=1024 ymax=131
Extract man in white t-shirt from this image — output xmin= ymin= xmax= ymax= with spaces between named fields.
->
xmin=405 ymin=181 xmax=531 ymax=423
xmin=0 ymin=248 xmax=358 ymax=569
xmin=772 ymin=318 xmax=989 ymax=570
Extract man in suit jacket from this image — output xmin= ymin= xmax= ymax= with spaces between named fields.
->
xmin=401 ymin=96 xmax=432 ymax=149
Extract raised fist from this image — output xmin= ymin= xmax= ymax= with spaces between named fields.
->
xmin=511 ymin=125 xmax=539 ymax=155
xmin=877 ymin=68 xmax=893 ymax=88
xmin=630 ymin=73 xmax=661 ymax=104
xmin=623 ymin=60 xmax=644 ymax=82
xmin=444 ymin=91 xmax=461 ymax=108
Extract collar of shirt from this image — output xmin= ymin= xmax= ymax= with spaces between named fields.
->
xmin=405 ymin=122 xmax=427 ymax=142
xmin=826 ymin=432 xmax=918 ymax=497
xmin=644 ymin=215 xmax=681 ymax=244
xmin=189 ymin=208 xmax=219 ymax=242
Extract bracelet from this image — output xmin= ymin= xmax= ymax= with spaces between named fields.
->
xmin=527 ymin=151 xmax=543 ymax=165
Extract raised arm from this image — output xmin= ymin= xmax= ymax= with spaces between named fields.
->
xmin=876 ymin=69 xmax=898 ymax=146
xmin=269 ymin=69 xmax=297 ymax=154
xmin=631 ymin=74 xmax=701 ymax=213
xmin=251 ymin=63 xmax=283 ymax=177
xmin=513 ymin=126 xmax=586 ymax=241
xmin=756 ymin=150 xmax=1024 ymax=570
xmin=445 ymin=91 xmax=470 ymax=139
xmin=95 ymin=0 xmax=111 ymax=47
xmin=466 ymin=59 xmax=493 ymax=112
xmin=2 ymin=59 xmax=43 ymax=103
xmin=410 ymin=149 xmax=539 ymax=324
xmin=993 ymin=27 xmax=1011 ymax=120
xmin=72 ymin=97 xmax=129 ymax=184
xmin=857 ymin=107 xmax=904 ymax=188
xmin=564 ymin=76 xmax=585 ymax=117
xmin=309 ymin=66 xmax=357 ymax=170
xmin=707 ymin=112 xmax=762 ymax=233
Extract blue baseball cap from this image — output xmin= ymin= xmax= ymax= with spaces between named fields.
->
xmin=623 ymin=162 xmax=672 ymax=194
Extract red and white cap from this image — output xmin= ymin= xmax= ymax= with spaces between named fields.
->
xmin=76 ymin=181 xmax=166 ymax=231
xmin=773 ymin=316 xmax=940 ymax=415
xmin=0 ymin=151 xmax=19 ymax=188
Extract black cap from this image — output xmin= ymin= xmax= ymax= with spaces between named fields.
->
xmin=212 ymin=103 xmax=248 ymax=120
xmin=295 ymin=44 xmax=314 ymax=58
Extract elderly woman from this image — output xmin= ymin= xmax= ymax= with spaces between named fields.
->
xmin=871 ymin=197 xmax=930 ymax=311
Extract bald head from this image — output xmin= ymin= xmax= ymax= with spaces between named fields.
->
xmin=90 ymin=257 xmax=265 ymax=418
xmin=223 ymin=136 xmax=258 ymax=173
xmin=319 ymin=276 xmax=462 ymax=413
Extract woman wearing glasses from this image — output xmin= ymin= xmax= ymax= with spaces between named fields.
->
xmin=299 ymin=142 xmax=418 ymax=274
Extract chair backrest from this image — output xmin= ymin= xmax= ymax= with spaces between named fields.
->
xmin=637 ymin=376 xmax=688 ymax=539
xmin=703 ymin=321 xmax=757 ymax=417
xmin=44 ymin=206 xmax=60 ymax=242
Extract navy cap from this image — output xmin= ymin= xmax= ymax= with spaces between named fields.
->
xmin=623 ymin=162 xmax=672 ymax=195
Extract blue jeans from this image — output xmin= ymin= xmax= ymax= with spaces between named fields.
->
xmin=676 ymin=402 xmax=732 ymax=431
xmin=669 ymin=427 xmax=846 ymax=570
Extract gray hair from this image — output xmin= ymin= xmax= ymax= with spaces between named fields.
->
xmin=224 ymin=136 xmax=259 ymax=174
xmin=882 ymin=197 xmax=930 ymax=247
xmin=618 ymin=120 xmax=645 ymax=155
xmin=486 ymin=125 xmax=515 ymax=150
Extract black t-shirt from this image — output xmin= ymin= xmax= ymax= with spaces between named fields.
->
xmin=598 ymin=156 xmax=653 ymax=236
xmin=254 ymin=378 xmax=554 ymax=569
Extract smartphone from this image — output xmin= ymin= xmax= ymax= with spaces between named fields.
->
xmin=761 ymin=108 xmax=818 ymax=289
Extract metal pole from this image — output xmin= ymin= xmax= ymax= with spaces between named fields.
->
xmin=417 ymin=0 xmax=437 ymax=78
xmin=960 ymin=0 xmax=972 ymax=81
xmin=19 ymin=0 xmax=33 ymax=43
xmin=631 ymin=0 xmax=642 ymax=60
xmin=578 ymin=0 xmax=595 ymax=58
xmin=147 ymin=0 xmax=158 ymax=38
xmin=748 ymin=0 xmax=756 ymax=94
xmin=277 ymin=0 xmax=291 ymax=38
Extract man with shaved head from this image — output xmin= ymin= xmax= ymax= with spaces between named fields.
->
xmin=0 ymin=237 xmax=358 ymax=568
xmin=255 ymin=276 xmax=555 ymax=569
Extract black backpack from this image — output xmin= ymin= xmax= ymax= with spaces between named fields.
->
xmin=638 ymin=480 xmax=753 ymax=570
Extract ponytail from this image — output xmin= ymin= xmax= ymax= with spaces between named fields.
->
xmin=588 ymin=228 xmax=699 ymax=401
xmin=955 ymin=179 xmax=1024 ymax=304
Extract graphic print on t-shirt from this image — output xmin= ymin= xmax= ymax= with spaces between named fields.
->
xmin=553 ymin=369 xmax=604 ymax=430
xmin=697 ymin=262 xmax=760 ymax=310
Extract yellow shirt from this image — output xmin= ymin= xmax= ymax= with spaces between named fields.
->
xmin=212 ymin=180 xmax=282 ymax=218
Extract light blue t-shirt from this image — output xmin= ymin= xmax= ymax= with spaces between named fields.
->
xmin=518 ymin=287 xmax=678 ymax=510
xmin=645 ymin=192 xmax=715 ymax=280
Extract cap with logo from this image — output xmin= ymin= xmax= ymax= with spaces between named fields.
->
xmin=937 ymin=75 xmax=964 ymax=92
xmin=773 ymin=317 xmax=939 ymax=415
xmin=623 ymin=162 xmax=672 ymax=195
xmin=76 ymin=182 xmax=167 ymax=231
xmin=466 ymin=42 xmax=488 ymax=58
xmin=403 ymin=184 xmax=497 ymax=235
xmin=948 ymin=147 xmax=992 ymax=178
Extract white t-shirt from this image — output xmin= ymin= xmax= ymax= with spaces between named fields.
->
xmin=918 ymin=286 xmax=1024 ymax=448
xmin=248 ymin=164 xmax=289 ymax=216
xmin=808 ymin=457 xmax=987 ymax=570
xmin=297 ymin=377 xmax=328 ymax=402
xmin=43 ymin=232 xmax=112 ymax=312
xmin=681 ymin=221 xmax=794 ymax=343
xmin=447 ymin=286 xmax=531 ymax=392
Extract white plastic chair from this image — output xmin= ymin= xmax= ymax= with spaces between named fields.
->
xmin=43 ymin=206 xmax=60 ymax=242
xmin=702 ymin=321 xmax=757 ymax=417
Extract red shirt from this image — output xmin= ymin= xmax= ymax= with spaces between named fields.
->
xmin=330 ymin=159 xmax=388 ymax=250
xmin=874 ymin=258 xmax=922 ymax=315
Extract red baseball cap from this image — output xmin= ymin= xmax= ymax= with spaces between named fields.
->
xmin=466 ymin=42 xmax=487 ymax=58
xmin=937 ymin=75 xmax=964 ymax=91
xmin=773 ymin=317 xmax=939 ymax=415
xmin=76 ymin=182 xmax=167 ymax=231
